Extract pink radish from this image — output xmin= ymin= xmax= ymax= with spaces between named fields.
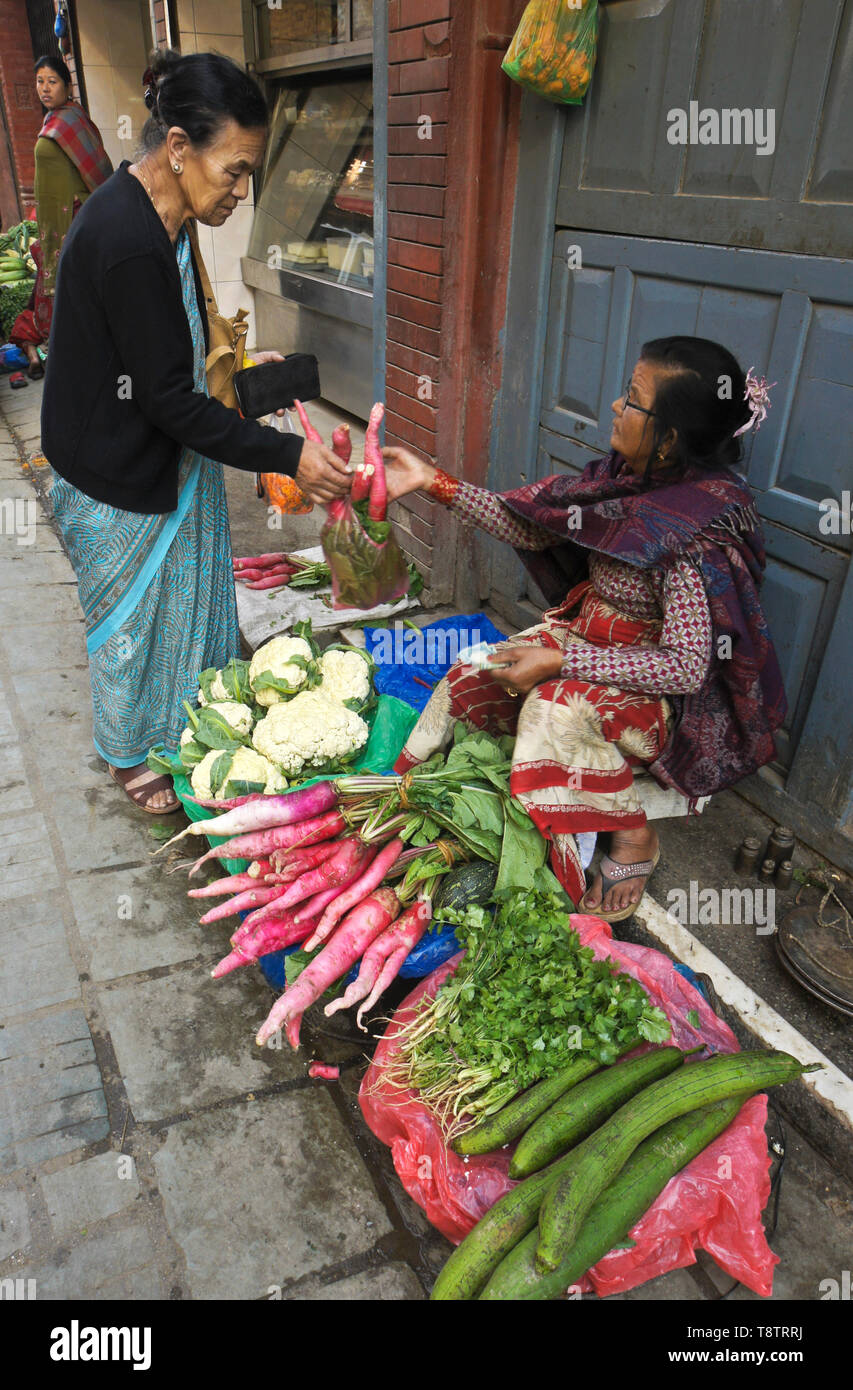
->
xmin=357 ymin=946 xmax=409 ymax=1029
xmin=212 ymin=916 xmax=316 ymax=977
xmin=331 ymin=424 xmax=352 ymax=464
xmin=265 ymin=842 xmax=340 ymax=885
xmin=233 ymin=568 xmax=266 ymax=581
xmin=324 ymin=897 xmax=432 ymax=1024
xmin=246 ymin=573 xmax=295 ymax=591
xmin=187 ymin=809 xmax=347 ymax=877
xmin=308 ymin=1063 xmax=340 ymax=1080
xmin=169 ymin=781 xmax=339 ymax=847
xmin=248 ymin=858 xmax=273 ymax=879
xmin=292 ymin=883 xmax=349 ymax=926
xmin=303 ymin=837 xmax=404 ymax=951
xmin=365 ymin=402 xmax=387 ymax=522
xmin=234 ymin=552 xmax=291 ymax=567
xmin=294 ymin=399 xmax=323 ymax=444
xmin=328 ymin=424 xmax=353 ymax=524
xmin=267 ymin=837 xmax=373 ymax=914
xmin=185 ymin=793 xmax=266 ymax=811
xmin=187 ymin=865 xmax=271 ymax=898
xmin=256 ymin=887 xmax=400 ymax=1048
xmin=198 ymin=884 xmax=288 ymax=925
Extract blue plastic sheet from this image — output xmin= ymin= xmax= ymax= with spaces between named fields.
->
xmin=365 ymin=612 xmax=506 ymax=712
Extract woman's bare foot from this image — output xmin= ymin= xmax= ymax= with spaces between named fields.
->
xmin=581 ymin=825 xmax=660 ymax=916
xmin=109 ymin=762 xmax=180 ymax=814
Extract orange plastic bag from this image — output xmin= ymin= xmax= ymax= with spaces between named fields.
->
xmin=259 ymin=411 xmax=312 ymax=515
xmin=503 ymin=0 xmax=598 ymax=106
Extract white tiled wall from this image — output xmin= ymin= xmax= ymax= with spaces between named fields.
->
xmin=75 ymin=0 xmax=150 ymax=170
xmin=178 ymin=0 xmax=258 ymax=345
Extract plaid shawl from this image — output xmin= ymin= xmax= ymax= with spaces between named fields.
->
xmin=502 ymin=453 xmax=787 ymax=798
xmin=40 ymin=102 xmax=113 ymax=193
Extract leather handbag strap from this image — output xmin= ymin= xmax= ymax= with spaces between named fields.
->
xmin=186 ymin=219 xmax=219 ymax=315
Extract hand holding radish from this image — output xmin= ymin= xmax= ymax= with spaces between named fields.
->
xmin=381 ymin=445 xmax=437 ymax=504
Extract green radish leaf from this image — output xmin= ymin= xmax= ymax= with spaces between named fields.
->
xmin=686 ymin=1009 xmax=701 ymax=1029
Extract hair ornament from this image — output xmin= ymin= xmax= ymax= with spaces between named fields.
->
xmin=733 ymin=367 xmax=776 ymax=437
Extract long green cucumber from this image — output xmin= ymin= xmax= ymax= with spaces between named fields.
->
xmin=535 ymin=1049 xmax=818 ymax=1273
xmin=451 ymin=1054 xmax=603 ymax=1157
xmin=430 ymin=1149 xmax=580 ymax=1300
xmin=510 ymin=1046 xmax=691 ymax=1178
xmin=453 ymin=1034 xmax=642 ymax=1157
xmin=481 ymin=1097 xmax=745 ymax=1299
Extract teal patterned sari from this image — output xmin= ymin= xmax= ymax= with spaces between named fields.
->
xmin=50 ymin=225 xmax=240 ymax=766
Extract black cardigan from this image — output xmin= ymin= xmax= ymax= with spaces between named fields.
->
xmin=41 ymin=162 xmax=303 ymax=514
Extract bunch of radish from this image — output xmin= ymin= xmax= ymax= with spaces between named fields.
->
xmin=349 ymin=402 xmax=387 ymax=523
xmin=171 ymin=779 xmax=432 ymax=1048
xmin=232 ymin=551 xmax=317 ymax=591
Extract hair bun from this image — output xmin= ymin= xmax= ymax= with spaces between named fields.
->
xmin=148 ymin=47 xmax=183 ymax=82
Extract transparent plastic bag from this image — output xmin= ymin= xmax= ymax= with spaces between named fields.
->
xmin=359 ymin=914 xmax=777 ymax=1296
xmin=321 ymin=498 xmax=410 ymax=611
xmin=503 ymin=0 xmax=598 ymax=106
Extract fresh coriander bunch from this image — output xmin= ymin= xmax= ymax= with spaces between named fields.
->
xmin=384 ymin=889 xmax=670 ymax=1142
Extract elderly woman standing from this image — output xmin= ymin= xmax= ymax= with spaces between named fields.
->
xmin=41 ymin=52 xmax=350 ymax=813
xmin=383 ymin=337 xmax=786 ymax=920
xmin=10 ymin=54 xmax=112 ymax=378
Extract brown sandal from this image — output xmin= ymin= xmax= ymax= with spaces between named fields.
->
xmin=109 ymin=764 xmax=180 ymax=815
xmin=579 ymin=849 xmax=661 ymax=923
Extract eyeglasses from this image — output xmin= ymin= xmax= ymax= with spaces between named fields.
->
xmin=622 ymin=384 xmax=657 ymax=419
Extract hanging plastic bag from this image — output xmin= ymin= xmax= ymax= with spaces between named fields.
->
xmin=259 ymin=410 xmax=313 ymax=516
xmin=503 ymin=0 xmax=599 ymax=106
xmin=359 ymin=914 xmax=778 ymax=1297
xmin=321 ymin=499 xmax=411 ymax=611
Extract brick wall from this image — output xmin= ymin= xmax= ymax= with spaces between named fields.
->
xmin=0 ymin=0 xmax=47 ymax=208
xmin=385 ymin=0 xmax=525 ymax=604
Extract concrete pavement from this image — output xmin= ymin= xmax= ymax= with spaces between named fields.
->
xmin=0 ymin=373 xmax=850 ymax=1302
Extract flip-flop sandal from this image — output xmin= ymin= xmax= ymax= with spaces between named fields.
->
xmin=579 ymin=849 xmax=661 ymax=923
xmin=9 ymin=372 xmax=28 ymax=389
xmin=109 ymin=764 xmax=180 ymax=815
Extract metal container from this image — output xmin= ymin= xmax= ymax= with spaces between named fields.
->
xmin=735 ymin=836 xmax=762 ymax=874
xmin=765 ymin=826 xmax=795 ymax=869
xmin=759 ymin=857 xmax=777 ymax=884
xmin=775 ymin=860 xmax=793 ymax=890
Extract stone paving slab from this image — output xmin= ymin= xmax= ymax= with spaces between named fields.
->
xmin=153 ymin=1093 xmax=393 ymax=1298
xmin=0 ymin=552 xmax=75 ymax=585
xmin=0 ymin=584 xmax=83 ymax=628
xmin=68 ymin=863 xmax=210 ymax=982
xmin=40 ymin=1151 xmax=141 ymax=1240
xmin=0 ymin=619 xmax=87 ymax=675
xmin=49 ymin=782 xmax=177 ymax=875
xmin=96 ymin=966 xmax=303 ymax=1121
xmin=0 ymin=810 xmax=61 ymax=904
xmin=287 ymin=1263 xmax=425 ymax=1299
xmin=0 ymin=1008 xmax=109 ymax=1174
xmin=0 ymin=738 xmax=34 ymax=813
xmin=0 ymin=1187 xmax=32 ymax=1260
xmin=0 ymin=908 xmax=80 ymax=1016
xmin=19 ymin=1219 xmax=168 ymax=1299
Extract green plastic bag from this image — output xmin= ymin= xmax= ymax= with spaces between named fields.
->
xmin=502 ymin=0 xmax=598 ymax=106
xmin=171 ymin=693 xmax=419 ymax=876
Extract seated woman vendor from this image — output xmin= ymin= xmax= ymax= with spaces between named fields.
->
xmin=381 ymin=336 xmax=786 ymax=923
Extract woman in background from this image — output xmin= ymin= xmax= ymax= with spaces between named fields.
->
xmin=10 ymin=54 xmax=112 ymax=377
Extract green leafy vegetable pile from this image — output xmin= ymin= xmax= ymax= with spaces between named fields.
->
xmin=382 ymin=889 xmax=670 ymax=1141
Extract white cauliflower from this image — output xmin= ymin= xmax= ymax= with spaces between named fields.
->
xmin=191 ymin=746 xmax=288 ymax=800
xmin=252 ymin=690 xmax=368 ymax=776
xmin=202 ymin=700 xmax=254 ymax=737
xmin=249 ymin=635 xmax=313 ymax=708
xmin=317 ymin=649 xmax=371 ymax=707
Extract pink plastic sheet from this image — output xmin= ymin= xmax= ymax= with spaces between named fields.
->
xmin=359 ymin=913 xmax=777 ymax=1297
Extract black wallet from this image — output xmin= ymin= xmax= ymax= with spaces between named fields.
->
xmin=234 ymin=353 xmax=321 ymax=418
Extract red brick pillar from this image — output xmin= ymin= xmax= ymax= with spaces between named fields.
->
xmin=0 ymin=0 xmax=46 ymax=208
xmin=385 ymin=0 xmax=525 ymax=605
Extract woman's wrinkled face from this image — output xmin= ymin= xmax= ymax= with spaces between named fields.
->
xmin=36 ymin=67 xmax=69 ymax=109
xmin=610 ymin=358 xmax=666 ymax=475
xmin=174 ymin=119 xmax=267 ymax=226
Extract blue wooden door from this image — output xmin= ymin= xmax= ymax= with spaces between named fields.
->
xmin=490 ymin=0 xmax=853 ymax=863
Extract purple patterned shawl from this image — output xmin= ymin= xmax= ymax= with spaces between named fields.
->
xmin=502 ymin=453 xmax=787 ymax=798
